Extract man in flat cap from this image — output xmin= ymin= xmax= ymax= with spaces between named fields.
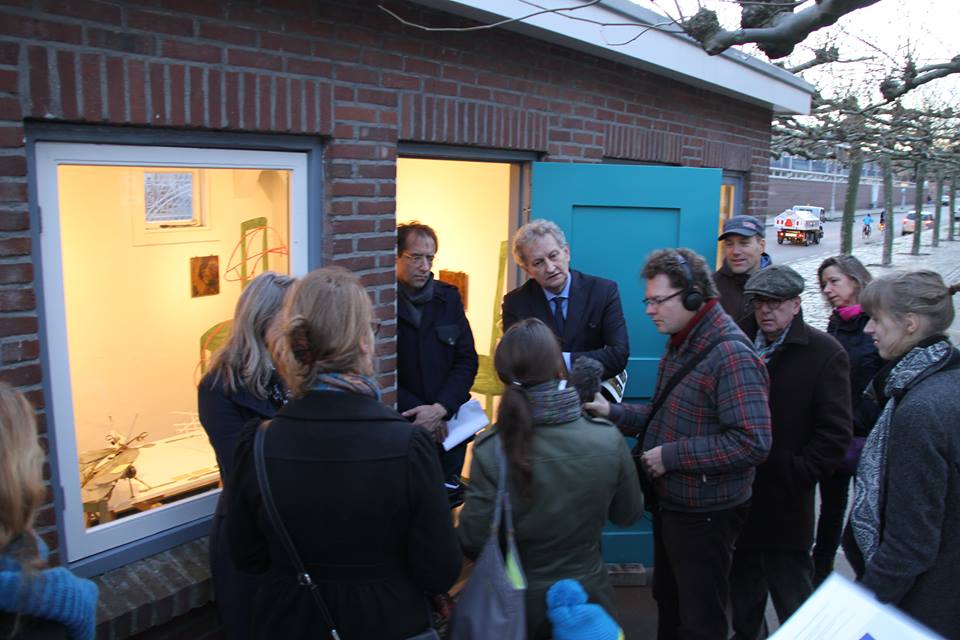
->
xmin=714 ymin=215 xmax=771 ymax=335
xmin=729 ymin=265 xmax=852 ymax=639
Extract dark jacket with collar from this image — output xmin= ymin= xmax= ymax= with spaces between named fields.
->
xmin=226 ymin=390 xmax=462 ymax=640
xmin=845 ymin=346 xmax=960 ymax=638
xmin=713 ymin=254 xmax=771 ymax=336
xmin=397 ymin=280 xmax=478 ymax=416
xmin=826 ymin=311 xmax=885 ymax=436
xmin=198 ymin=375 xmax=282 ymax=640
xmin=501 ymin=270 xmax=629 ymax=380
xmin=738 ymin=315 xmax=852 ymax=552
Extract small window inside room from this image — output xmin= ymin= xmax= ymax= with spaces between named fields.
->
xmin=36 ymin=143 xmax=309 ymax=563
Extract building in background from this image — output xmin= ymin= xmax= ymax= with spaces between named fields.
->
xmin=0 ymin=0 xmax=811 ymax=635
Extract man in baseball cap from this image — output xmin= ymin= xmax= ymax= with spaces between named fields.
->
xmin=729 ymin=264 xmax=852 ymax=640
xmin=714 ymin=214 xmax=771 ymax=335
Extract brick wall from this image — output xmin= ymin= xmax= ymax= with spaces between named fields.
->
xmin=0 ymin=0 xmax=773 ymax=561
xmin=769 ymin=177 xmax=919 ymax=216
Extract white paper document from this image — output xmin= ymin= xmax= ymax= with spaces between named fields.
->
xmin=770 ymin=574 xmax=944 ymax=640
xmin=442 ymin=399 xmax=489 ymax=452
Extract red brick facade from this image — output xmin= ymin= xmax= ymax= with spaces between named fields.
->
xmin=0 ymin=0 xmax=773 ymax=566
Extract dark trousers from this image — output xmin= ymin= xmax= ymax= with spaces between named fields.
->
xmin=652 ymin=503 xmax=749 ymax=640
xmin=439 ymin=439 xmax=469 ymax=483
xmin=811 ymin=473 xmax=851 ymax=585
xmin=729 ymin=548 xmax=813 ymax=640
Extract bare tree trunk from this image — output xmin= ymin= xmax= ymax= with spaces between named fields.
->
xmin=882 ymin=155 xmax=894 ymax=266
xmin=912 ymin=163 xmax=924 ymax=256
xmin=950 ymin=176 xmax=957 ymax=242
xmin=841 ymin=145 xmax=863 ymax=255
xmin=933 ymin=172 xmax=943 ymax=247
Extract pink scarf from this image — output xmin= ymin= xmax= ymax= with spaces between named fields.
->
xmin=836 ymin=304 xmax=863 ymax=322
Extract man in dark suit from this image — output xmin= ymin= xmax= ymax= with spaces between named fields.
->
xmin=502 ymin=219 xmax=628 ymax=381
xmin=396 ymin=222 xmax=478 ymax=500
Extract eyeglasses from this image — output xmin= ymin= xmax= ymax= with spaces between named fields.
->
xmin=401 ymin=253 xmax=435 ymax=266
xmin=643 ymin=290 xmax=683 ymax=307
xmin=750 ymin=298 xmax=786 ymax=311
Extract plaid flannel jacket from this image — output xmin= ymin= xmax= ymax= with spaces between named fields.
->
xmin=610 ymin=302 xmax=771 ymax=511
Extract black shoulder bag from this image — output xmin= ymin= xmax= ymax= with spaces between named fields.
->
xmin=632 ymin=334 xmax=753 ymax=510
xmin=253 ymin=421 xmax=440 ymax=640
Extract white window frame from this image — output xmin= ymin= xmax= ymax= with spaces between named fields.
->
xmin=36 ymin=143 xmax=309 ymax=563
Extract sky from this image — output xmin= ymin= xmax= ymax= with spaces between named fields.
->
xmin=628 ymin=0 xmax=960 ymax=107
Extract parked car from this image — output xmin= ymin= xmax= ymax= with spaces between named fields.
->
xmin=902 ymin=211 xmax=935 ymax=235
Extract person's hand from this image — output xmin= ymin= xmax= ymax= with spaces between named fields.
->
xmin=402 ymin=403 xmax=448 ymax=442
xmin=583 ymin=392 xmax=610 ymax=418
xmin=641 ymin=446 xmax=666 ymax=478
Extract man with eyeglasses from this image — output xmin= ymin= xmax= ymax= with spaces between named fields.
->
xmin=396 ymin=222 xmax=478 ymax=504
xmin=502 ymin=219 xmax=629 ymax=388
xmin=715 ymin=214 xmax=772 ymax=336
xmin=586 ymin=248 xmax=770 ymax=640
xmin=729 ymin=265 xmax=851 ymax=640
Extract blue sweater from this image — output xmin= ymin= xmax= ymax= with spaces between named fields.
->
xmin=0 ymin=537 xmax=98 ymax=640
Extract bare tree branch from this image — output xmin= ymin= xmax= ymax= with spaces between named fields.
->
xmin=684 ymin=0 xmax=882 ymax=58
xmin=377 ymin=0 xmax=603 ymax=33
xmin=781 ymin=45 xmax=872 ymax=74
xmin=881 ymin=55 xmax=960 ymax=101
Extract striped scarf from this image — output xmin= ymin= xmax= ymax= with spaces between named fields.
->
xmin=524 ymin=380 xmax=582 ymax=424
xmin=850 ymin=339 xmax=954 ymax=565
xmin=311 ymin=372 xmax=381 ymax=401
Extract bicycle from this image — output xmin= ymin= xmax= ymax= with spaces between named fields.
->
xmin=862 ymin=223 xmax=872 ymax=240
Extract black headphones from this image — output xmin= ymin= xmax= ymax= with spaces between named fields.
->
xmin=674 ymin=252 xmax=704 ymax=312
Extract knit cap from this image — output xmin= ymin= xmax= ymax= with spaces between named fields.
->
xmin=546 ymin=579 xmax=624 ymax=640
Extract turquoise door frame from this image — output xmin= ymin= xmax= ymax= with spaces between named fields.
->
xmin=531 ymin=162 xmax=723 ymax=565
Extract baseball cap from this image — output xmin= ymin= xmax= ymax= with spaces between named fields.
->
xmin=719 ymin=215 xmax=765 ymax=240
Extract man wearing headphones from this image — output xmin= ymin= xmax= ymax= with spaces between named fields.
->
xmin=587 ymin=248 xmax=771 ymax=640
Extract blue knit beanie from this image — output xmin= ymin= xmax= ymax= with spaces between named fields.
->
xmin=546 ymin=579 xmax=624 ymax=640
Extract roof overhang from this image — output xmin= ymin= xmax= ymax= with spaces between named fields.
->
xmin=403 ymin=0 xmax=814 ymax=115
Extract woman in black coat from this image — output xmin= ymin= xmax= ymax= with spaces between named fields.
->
xmin=812 ymin=256 xmax=884 ymax=584
xmin=226 ymin=267 xmax=462 ymax=640
xmin=198 ymin=272 xmax=294 ymax=640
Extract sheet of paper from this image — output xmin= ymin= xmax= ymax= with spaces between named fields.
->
xmin=442 ymin=398 xmax=490 ymax=451
xmin=770 ymin=574 xmax=944 ymax=640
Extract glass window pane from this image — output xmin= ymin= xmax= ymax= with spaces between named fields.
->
xmin=56 ymin=165 xmax=290 ymax=528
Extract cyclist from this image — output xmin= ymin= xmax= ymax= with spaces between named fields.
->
xmin=862 ymin=213 xmax=874 ymax=239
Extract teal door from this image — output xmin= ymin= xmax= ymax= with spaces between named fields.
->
xmin=531 ymin=162 xmax=723 ymax=566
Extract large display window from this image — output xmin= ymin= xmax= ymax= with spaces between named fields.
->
xmin=36 ymin=143 xmax=309 ymax=562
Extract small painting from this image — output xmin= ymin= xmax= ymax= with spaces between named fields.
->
xmin=439 ymin=270 xmax=468 ymax=310
xmin=191 ymin=256 xmax=220 ymax=297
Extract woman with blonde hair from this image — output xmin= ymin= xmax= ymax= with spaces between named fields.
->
xmin=0 ymin=382 xmax=98 ymax=639
xmin=226 ymin=266 xmax=461 ymax=639
xmin=458 ymin=318 xmax=642 ymax=639
xmin=198 ymin=271 xmax=295 ymax=640
xmin=843 ymin=270 xmax=960 ymax=637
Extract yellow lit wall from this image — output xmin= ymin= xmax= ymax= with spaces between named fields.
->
xmin=57 ymin=166 xmax=289 ymax=453
xmin=396 ymin=158 xmax=511 ymax=356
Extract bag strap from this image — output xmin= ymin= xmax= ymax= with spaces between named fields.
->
xmin=254 ymin=421 xmax=342 ymax=640
xmin=489 ymin=437 xmax=516 ymax=536
xmin=641 ymin=334 xmax=753 ymax=434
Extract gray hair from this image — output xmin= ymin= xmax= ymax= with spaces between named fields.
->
xmin=512 ymin=219 xmax=568 ymax=266
xmin=641 ymin=248 xmax=719 ymax=300
xmin=203 ymin=272 xmax=296 ymax=398
xmin=861 ymin=270 xmax=960 ymax=337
